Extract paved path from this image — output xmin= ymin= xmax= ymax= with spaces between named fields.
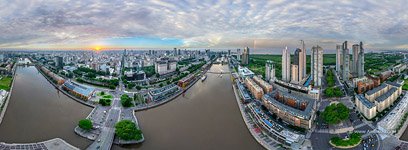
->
xmin=0 ymin=138 xmax=78 ymax=150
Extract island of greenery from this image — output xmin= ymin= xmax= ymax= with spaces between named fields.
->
xmin=115 ymin=120 xmax=143 ymax=141
xmin=120 ymin=94 xmax=133 ymax=107
xmin=78 ymin=119 xmax=93 ymax=131
xmin=321 ymin=103 xmax=350 ymax=125
xmin=324 ymin=69 xmax=343 ymax=97
xmin=330 ymin=132 xmax=362 ymax=148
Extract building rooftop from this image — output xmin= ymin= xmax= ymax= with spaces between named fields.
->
xmin=366 ymin=83 xmax=388 ymax=96
xmin=150 ymin=84 xmax=179 ymax=95
xmin=263 ymin=91 xmax=315 ymax=120
xmin=386 ymin=81 xmax=402 ymax=88
xmin=238 ymin=66 xmax=254 ymax=77
xmin=245 ymin=77 xmax=263 ymax=92
xmin=236 ymin=80 xmax=251 ymax=100
xmin=376 ymin=87 xmax=398 ymax=102
xmin=356 ymin=94 xmax=375 ymax=108
xmin=63 ymin=81 xmax=95 ymax=97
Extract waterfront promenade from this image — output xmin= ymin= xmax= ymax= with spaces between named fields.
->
xmin=0 ymin=138 xmax=78 ymax=150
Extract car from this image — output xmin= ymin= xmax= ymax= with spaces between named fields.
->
xmin=97 ymin=139 xmax=101 ymax=143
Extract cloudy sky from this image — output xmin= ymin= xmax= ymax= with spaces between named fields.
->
xmin=0 ymin=0 xmax=407 ymax=51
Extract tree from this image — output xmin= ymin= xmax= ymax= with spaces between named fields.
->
xmin=321 ymin=103 xmax=350 ymax=125
xmin=79 ymin=119 xmax=93 ymax=131
xmin=121 ymin=94 xmax=133 ymax=107
xmin=115 ymin=120 xmax=143 ymax=141
xmin=99 ymin=98 xmax=111 ymax=106
xmin=136 ymin=85 xmax=142 ymax=90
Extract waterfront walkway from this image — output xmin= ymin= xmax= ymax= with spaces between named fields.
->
xmin=0 ymin=138 xmax=78 ymax=150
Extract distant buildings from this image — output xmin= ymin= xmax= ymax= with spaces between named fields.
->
xmin=355 ymin=81 xmax=403 ymax=119
xmin=54 ymin=56 xmax=63 ymax=69
xmin=155 ymin=59 xmax=177 ymax=75
xmin=241 ymin=47 xmax=250 ymax=65
xmin=124 ymin=70 xmax=146 ymax=81
xmin=236 ymin=49 xmax=241 ymax=61
xmin=265 ymin=60 xmax=275 ymax=82
xmin=282 ymin=47 xmax=291 ymax=82
xmin=392 ymin=64 xmax=407 ymax=74
xmin=311 ymin=45 xmax=323 ymax=86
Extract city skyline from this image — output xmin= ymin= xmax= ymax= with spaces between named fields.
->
xmin=0 ymin=1 xmax=407 ymax=51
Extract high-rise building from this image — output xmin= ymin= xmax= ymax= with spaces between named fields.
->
xmin=336 ymin=45 xmax=342 ymax=72
xmin=265 ymin=60 xmax=275 ymax=82
xmin=342 ymin=41 xmax=350 ymax=81
xmin=357 ymin=42 xmax=365 ymax=78
xmin=311 ymin=45 xmax=323 ymax=86
xmin=237 ymin=49 xmax=241 ymax=61
xmin=241 ymin=47 xmax=250 ymax=65
xmin=54 ymin=56 xmax=63 ymax=69
xmin=178 ymin=49 xmax=181 ymax=55
xmin=282 ymin=46 xmax=291 ymax=82
xmin=301 ymin=40 xmax=306 ymax=77
xmin=228 ymin=50 xmax=231 ymax=56
xmin=291 ymin=64 xmax=299 ymax=84
xmin=174 ymin=48 xmax=177 ymax=56
xmin=352 ymin=44 xmax=360 ymax=74
xmin=292 ymin=48 xmax=302 ymax=83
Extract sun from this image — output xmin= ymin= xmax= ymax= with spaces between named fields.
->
xmin=94 ymin=46 xmax=102 ymax=51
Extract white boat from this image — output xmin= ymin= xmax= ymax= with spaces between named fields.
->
xmin=201 ymin=75 xmax=207 ymax=81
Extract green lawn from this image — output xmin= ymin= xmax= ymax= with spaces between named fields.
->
xmin=0 ymin=76 xmax=13 ymax=91
xmin=248 ymin=54 xmax=336 ymax=78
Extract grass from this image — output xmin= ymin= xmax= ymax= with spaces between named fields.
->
xmin=403 ymin=79 xmax=408 ymax=91
xmin=0 ymin=76 xmax=13 ymax=91
xmin=247 ymin=54 xmax=337 ymax=78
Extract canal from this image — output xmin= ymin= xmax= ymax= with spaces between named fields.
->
xmin=0 ymin=66 xmax=92 ymax=149
xmin=114 ymin=64 xmax=263 ymax=150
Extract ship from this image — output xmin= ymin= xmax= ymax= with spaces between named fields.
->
xmin=201 ymin=75 xmax=207 ymax=81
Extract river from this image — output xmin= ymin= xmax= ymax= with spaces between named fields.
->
xmin=114 ymin=64 xmax=263 ymax=150
xmin=0 ymin=64 xmax=262 ymax=150
xmin=0 ymin=66 xmax=92 ymax=149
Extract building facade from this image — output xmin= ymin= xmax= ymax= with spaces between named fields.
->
xmin=336 ymin=44 xmax=342 ymax=72
xmin=265 ymin=60 xmax=275 ymax=82
xmin=244 ymin=77 xmax=264 ymax=100
xmin=241 ymin=47 xmax=250 ymax=65
xmin=311 ymin=45 xmax=323 ymax=87
xmin=282 ymin=47 xmax=291 ymax=82
xmin=342 ymin=41 xmax=350 ymax=81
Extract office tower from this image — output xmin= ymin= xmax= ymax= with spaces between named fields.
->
xmin=301 ymin=40 xmax=306 ymax=77
xmin=357 ymin=42 xmax=365 ymax=78
xmin=292 ymin=48 xmax=302 ymax=83
xmin=228 ymin=50 xmax=231 ymax=56
xmin=291 ymin=64 xmax=299 ymax=83
xmin=237 ymin=49 xmax=241 ymax=61
xmin=265 ymin=60 xmax=275 ymax=82
xmin=282 ymin=46 xmax=291 ymax=82
xmin=352 ymin=44 xmax=360 ymax=74
xmin=174 ymin=48 xmax=177 ymax=55
xmin=241 ymin=47 xmax=249 ymax=65
xmin=336 ymin=45 xmax=342 ymax=72
xmin=178 ymin=49 xmax=181 ymax=55
xmin=342 ymin=41 xmax=350 ymax=81
xmin=311 ymin=45 xmax=323 ymax=86
xmin=54 ymin=56 xmax=63 ymax=69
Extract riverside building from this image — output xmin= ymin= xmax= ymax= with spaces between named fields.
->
xmin=262 ymin=90 xmax=316 ymax=129
xmin=244 ymin=77 xmax=264 ymax=100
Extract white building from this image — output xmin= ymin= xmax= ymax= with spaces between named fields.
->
xmin=265 ymin=60 xmax=275 ymax=82
xmin=311 ymin=45 xmax=323 ymax=87
xmin=336 ymin=44 xmax=342 ymax=72
xmin=282 ymin=46 xmax=291 ymax=82
xmin=155 ymin=60 xmax=177 ymax=75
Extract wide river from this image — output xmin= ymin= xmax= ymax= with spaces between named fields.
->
xmin=0 ymin=64 xmax=262 ymax=150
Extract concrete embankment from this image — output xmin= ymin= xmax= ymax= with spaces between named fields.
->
xmin=0 ymin=66 xmax=17 ymax=125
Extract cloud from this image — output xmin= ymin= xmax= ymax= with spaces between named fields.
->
xmin=0 ymin=0 xmax=407 ymax=50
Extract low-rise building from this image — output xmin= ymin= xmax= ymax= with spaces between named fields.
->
xmin=155 ymin=59 xmax=177 ymax=75
xmin=252 ymin=76 xmax=273 ymax=93
xmin=378 ymin=93 xmax=408 ymax=134
xmin=62 ymin=81 xmax=95 ymax=100
xmin=355 ymin=81 xmax=403 ymax=119
xmin=262 ymin=90 xmax=316 ymax=129
xmin=392 ymin=64 xmax=407 ymax=74
xmin=235 ymin=80 xmax=252 ymax=103
xmin=238 ymin=66 xmax=254 ymax=78
xmin=40 ymin=66 xmax=65 ymax=85
xmin=178 ymin=74 xmax=196 ymax=89
xmin=244 ymin=77 xmax=264 ymax=100
xmin=149 ymin=84 xmax=181 ymax=101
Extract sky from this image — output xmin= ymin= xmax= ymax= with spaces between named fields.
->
xmin=0 ymin=0 xmax=407 ymax=52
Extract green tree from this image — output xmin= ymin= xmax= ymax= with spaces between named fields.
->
xmin=99 ymin=98 xmax=111 ymax=106
xmin=121 ymin=94 xmax=133 ymax=107
xmin=321 ymin=103 xmax=350 ymax=124
xmin=78 ymin=119 xmax=93 ymax=131
xmin=136 ymin=85 xmax=142 ymax=90
xmin=115 ymin=120 xmax=143 ymax=141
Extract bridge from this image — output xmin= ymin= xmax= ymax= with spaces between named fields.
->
xmin=206 ymin=71 xmax=231 ymax=74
